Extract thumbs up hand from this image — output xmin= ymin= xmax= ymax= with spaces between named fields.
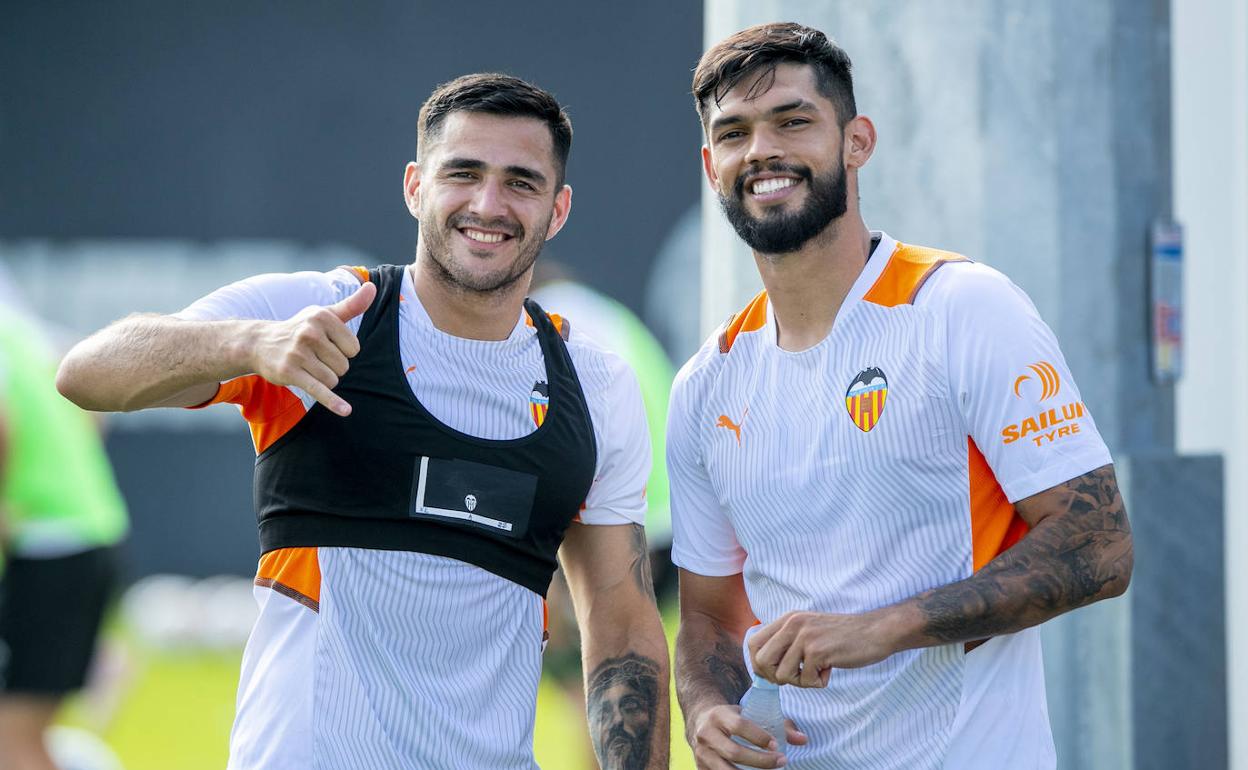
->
xmin=247 ymin=281 xmax=377 ymax=416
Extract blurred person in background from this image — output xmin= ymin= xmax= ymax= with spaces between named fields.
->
xmin=56 ymin=73 xmax=669 ymax=770
xmin=530 ymin=261 xmax=677 ymax=769
xmin=0 ymin=302 xmax=129 ymax=770
xmin=671 ymin=23 xmax=1133 ymax=769
xmin=531 ymin=260 xmax=677 ymax=595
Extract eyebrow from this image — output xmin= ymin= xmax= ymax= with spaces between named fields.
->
xmin=440 ymin=157 xmax=548 ymax=187
xmin=709 ymin=99 xmax=819 ymax=135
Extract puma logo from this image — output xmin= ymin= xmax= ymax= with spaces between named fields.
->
xmin=716 ymin=408 xmax=749 ymax=445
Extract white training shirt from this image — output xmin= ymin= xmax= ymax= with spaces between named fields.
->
xmin=669 ymin=232 xmax=1112 ymax=770
xmin=176 ymin=265 xmax=650 ymax=770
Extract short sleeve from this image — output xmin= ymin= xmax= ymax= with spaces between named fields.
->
xmin=925 ymin=263 xmax=1113 ymax=502
xmin=174 ymin=268 xmax=366 ymax=333
xmin=173 ymin=268 xmax=366 ymax=416
xmin=577 ymin=356 xmax=650 ymax=527
xmin=668 ymin=355 xmax=746 ymax=576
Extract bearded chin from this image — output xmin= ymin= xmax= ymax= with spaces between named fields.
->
xmin=720 ymin=163 xmax=849 ymax=255
xmin=419 ymin=212 xmax=551 ymax=294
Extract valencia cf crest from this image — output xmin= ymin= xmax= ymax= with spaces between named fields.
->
xmin=530 ymin=381 xmax=549 ymax=428
xmin=845 ymin=367 xmax=887 ymax=432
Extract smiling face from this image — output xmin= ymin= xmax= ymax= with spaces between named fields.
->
xmin=702 ymin=63 xmax=853 ymax=256
xmin=405 ymin=111 xmax=571 ymax=295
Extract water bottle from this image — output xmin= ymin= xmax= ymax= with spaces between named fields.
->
xmin=732 ymin=674 xmax=787 ymax=767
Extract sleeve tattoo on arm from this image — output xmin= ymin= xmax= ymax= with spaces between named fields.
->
xmin=587 ymin=653 xmax=661 ymax=770
xmin=916 ymin=464 xmax=1132 ymax=643
xmin=627 ymin=524 xmax=656 ymax=601
xmin=705 ymin=627 xmax=751 ymax=705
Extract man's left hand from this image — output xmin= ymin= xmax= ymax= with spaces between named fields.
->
xmin=748 ymin=610 xmax=896 ymax=687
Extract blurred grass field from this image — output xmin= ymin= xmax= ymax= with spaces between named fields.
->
xmin=58 ymin=603 xmax=695 ymax=770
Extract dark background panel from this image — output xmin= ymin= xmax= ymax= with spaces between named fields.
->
xmin=107 ymin=428 xmax=261 ymax=578
xmin=0 ymin=1 xmax=703 ymax=309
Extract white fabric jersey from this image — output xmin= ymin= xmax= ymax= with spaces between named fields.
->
xmin=176 ymin=265 xmax=650 ymax=770
xmin=669 ymin=232 xmax=1112 ymax=770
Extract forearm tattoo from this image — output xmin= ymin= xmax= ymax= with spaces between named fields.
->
xmin=587 ymin=653 xmax=661 ymax=770
xmin=917 ymin=464 xmax=1133 ymax=643
xmin=676 ymin=623 xmax=751 ymax=719
xmin=706 ymin=628 xmax=751 ymax=704
xmin=627 ymin=524 xmax=656 ymax=601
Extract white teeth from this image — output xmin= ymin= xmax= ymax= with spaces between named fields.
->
xmin=752 ymin=177 xmax=798 ymax=195
xmin=463 ymin=228 xmax=506 ymax=244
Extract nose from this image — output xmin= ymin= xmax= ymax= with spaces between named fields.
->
xmin=468 ymin=177 xmax=509 ymax=220
xmin=744 ymin=126 xmax=784 ymax=166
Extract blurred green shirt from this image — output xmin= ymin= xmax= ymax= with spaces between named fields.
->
xmin=0 ymin=306 xmax=128 ymax=566
xmin=531 ymin=281 xmax=675 ymax=546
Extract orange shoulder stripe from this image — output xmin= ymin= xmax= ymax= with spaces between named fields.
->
xmin=343 ymin=265 xmax=371 ymax=284
xmin=718 ymin=290 xmax=768 ymax=354
xmin=862 ymin=243 xmax=969 ymax=308
xmin=524 ymin=311 xmax=570 ymax=340
xmin=255 ymin=547 xmax=321 ymax=611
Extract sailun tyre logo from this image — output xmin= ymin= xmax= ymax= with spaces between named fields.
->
xmin=1013 ymin=361 xmax=1061 ymax=401
xmin=1002 ymin=361 xmax=1087 ymax=447
xmin=845 ymin=367 xmax=888 ymax=432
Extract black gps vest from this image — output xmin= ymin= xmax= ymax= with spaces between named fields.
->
xmin=253 ymin=264 xmax=598 ymax=597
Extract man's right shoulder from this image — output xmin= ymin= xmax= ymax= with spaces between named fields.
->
xmin=671 ymin=291 xmax=768 ymax=413
xmin=174 ymin=267 xmax=366 ymax=323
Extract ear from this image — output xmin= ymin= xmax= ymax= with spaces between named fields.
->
xmin=701 ymin=144 xmax=721 ymax=193
xmin=545 ymin=184 xmax=573 ymax=240
xmin=403 ymin=162 xmax=422 ymax=219
xmin=843 ymin=115 xmax=877 ymax=171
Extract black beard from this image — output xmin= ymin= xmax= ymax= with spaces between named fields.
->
xmin=420 ymin=212 xmax=549 ymax=295
xmin=719 ymin=160 xmax=848 ymax=255
xmin=603 ymin=724 xmax=650 ymax=770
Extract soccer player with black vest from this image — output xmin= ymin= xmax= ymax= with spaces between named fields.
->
xmin=670 ymin=23 xmax=1134 ymax=769
xmin=57 ymin=74 xmax=669 ymax=770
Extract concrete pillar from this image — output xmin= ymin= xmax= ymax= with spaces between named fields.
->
xmin=700 ymin=1 xmax=1223 ymax=767
xmin=1172 ymin=1 xmax=1248 ymax=768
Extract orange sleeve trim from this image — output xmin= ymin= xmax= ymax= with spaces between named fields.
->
xmin=718 ymin=290 xmax=769 ymax=353
xmin=210 ymin=375 xmax=309 ymax=454
xmin=256 ymin=547 xmax=321 ymax=611
xmin=343 ymin=265 xmax=371 ymax=284
xmin=967 ymin=437 xmax=1030 ymax=572
xmin=862 ymin=243 xmax=969 ymax=308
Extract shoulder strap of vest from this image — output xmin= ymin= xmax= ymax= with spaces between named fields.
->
xmin=861 ymin=243 xmax=970 ymax=308
xmin=523 ymin=300 xmax=570 ymax=341
xmin=354 ymin=264 xmax=401 ymax=337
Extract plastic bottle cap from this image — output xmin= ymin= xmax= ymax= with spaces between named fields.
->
xmin=751 ymin=674 xmax=779 ymax=690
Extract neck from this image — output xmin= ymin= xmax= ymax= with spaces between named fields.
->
xmin=754 ymin=210 xmax=872 ymax=352
xmin=409 ymin=248 xmax=530 ymax=341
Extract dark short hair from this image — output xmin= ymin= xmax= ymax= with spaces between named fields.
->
xmin=417 ymin=73 xmax=573 ymax=186
xmin=693 ymin=22 xmax=857 ymax=130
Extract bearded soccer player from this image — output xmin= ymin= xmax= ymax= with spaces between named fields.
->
xmin=58 ymin=74 xmax=669 ymax=770
xmin=670 ymin=23 xmax=1133 ymax=770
